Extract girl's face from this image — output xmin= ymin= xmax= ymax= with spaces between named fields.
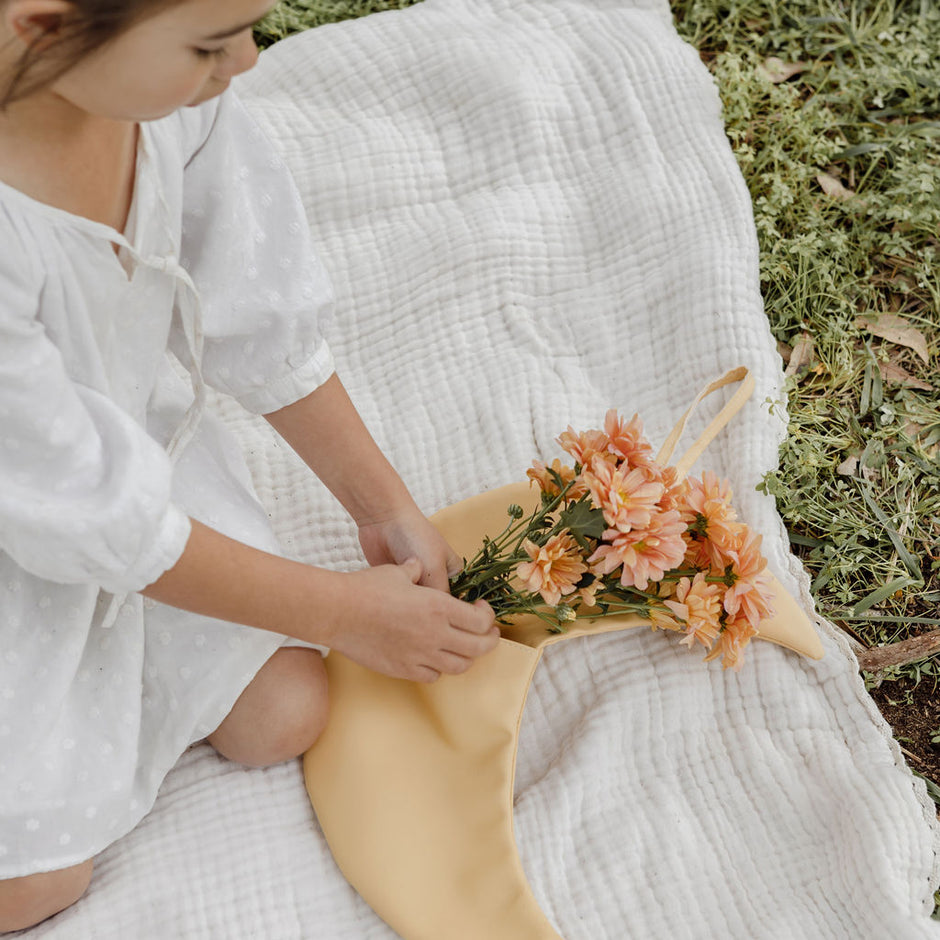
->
xmin=44 ymin=0 xmax=276 ymax=120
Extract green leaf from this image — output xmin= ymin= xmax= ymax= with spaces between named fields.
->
xmin=788 ymin=531 xmax=831 ymax=548
xmin=856 ymin=484 xmax=924 ymax=582
xmin=558 ymin=498 xmax=606 ymax=544
xmin=546 ymin=467 xmax=568 ymax=490
xmin=859 ymin=358 xmax=873 ymax=417
xmin=852 ymin=577 xmax=913 ymax=616
xmin=832 ymin=142 xmax=890 ymax=160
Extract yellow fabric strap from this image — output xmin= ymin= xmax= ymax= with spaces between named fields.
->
xmin=655 ymin=366 xmax=755 ymax=480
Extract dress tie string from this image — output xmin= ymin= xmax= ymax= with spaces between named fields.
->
xmin=98 ymin=237 xmax=207 ymax=632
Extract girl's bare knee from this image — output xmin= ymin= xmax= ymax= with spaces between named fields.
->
xmin=208 ymin=647 xmax=329 ymax=767
xmin=0 ymin=859 xmax=93 ymax=933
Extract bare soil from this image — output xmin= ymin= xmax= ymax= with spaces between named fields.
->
xmin=868 ymin=676 xmax=940 ymax=793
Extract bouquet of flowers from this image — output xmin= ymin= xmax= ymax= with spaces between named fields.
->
xmin=448 ymin=410 xmax=776 ymax=670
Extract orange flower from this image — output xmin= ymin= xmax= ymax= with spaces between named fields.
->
xmin=647 ymin=601 xmax=683 ymax=633
xmin=556 ymin=426 xmax=611 ymax=468
xmin=722 ymin=530 xmax=774 ymax=628
xmin=663 ymin=573 xmax=724 ymax=650
xmin=704 ymin=615 xmax=759 ymax=671
xmin=603 ymin=410 xmax=656 ymax=470
xmin=656 ymin=466 xmax=686 ymax=513
xmin=515 ymin=533 xmax=588 ymax=607
xmin=589 ymin=510 xmax=687 ymax=590
xmin=583 ymin=456 xmax=664 ymax=532
xmin=576 ymin=575 xmax=601 ymax=608
xmin=679 ymin=471 xmax=745 ymax=569
xmin=653 ymin=578 xmax=680 ymax=600
xmin=526 ymin=458 xmax=585 ymax=499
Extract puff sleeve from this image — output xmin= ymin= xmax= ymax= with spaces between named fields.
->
xmin=177 ymin=90 xmax=335 ymax=415
xmin=0 ymin=220 xmax=191 ymax=593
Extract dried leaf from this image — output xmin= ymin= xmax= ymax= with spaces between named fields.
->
xmin=837 ymin=455 xmax=858 ymax=476
xmin=816 ymin=172 xmax=856 ymax=201
xmin=878 ymin=359 xmax=934 ymax=390
xmin=761 ymin=57 xmax=810 ymax=83
xmin=856 ymin=314 xmax=930 ymax=364
xmin=784 ymin=332 xmax=815 ymax=378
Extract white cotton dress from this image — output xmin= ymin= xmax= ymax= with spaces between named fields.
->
xmin=0 ymin=90 xmax=335 ymax=878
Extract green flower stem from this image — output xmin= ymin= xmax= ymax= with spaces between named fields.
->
xmin=450 ymin=483 xmax=579 ymax=601
xmin=454 ymin=488 xmax=565 ymax=576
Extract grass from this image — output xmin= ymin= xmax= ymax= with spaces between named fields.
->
xmin=254 ymin=0 xmax=423 ymax=45
xmin=670 ymin=0 xmax=940 ymax=659
xmin=254 ymin=0 xmax=940 ymax=914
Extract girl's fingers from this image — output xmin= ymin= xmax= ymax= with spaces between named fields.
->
xmin=411 ymin=665 xmax=442 ymax=684
xmin=449 ymin=598 xmax=496 ymax=635
xmin=444 ymin=599 xmax=489 ymax=635
xmin=431 ymin=650 xmax=475 ymax=676
xmin=422 ymin=560 xmax=451 ymax=593
xmin=442 ymin=624 xmax=501 ymax=661
xmin=445 ymin=546 xmax=462 ymax=579
xmin=401 ymin=557 xmax=424 ymax=583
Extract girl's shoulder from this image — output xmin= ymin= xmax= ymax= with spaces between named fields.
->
xmin=148 ymin=94 xmax=223 ymax=170
xmin=0 ymin=198 xmax=45 ymax=306
xmin=153 ymin=90 xmax=260 ymax=172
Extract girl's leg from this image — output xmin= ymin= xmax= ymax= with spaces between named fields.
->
xmin=0 ymin=860 xmax=93 ymax=933
xmin=207 ymin=647 xmax=329 ymax=767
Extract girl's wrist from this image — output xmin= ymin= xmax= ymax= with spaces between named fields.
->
xmin=288 ymin=566 xmax=350 ymax=648
xmin=353 ymin=491 xmax=421 ymax=529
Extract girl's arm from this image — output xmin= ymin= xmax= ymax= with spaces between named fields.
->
xmin=264 ymin=372 xmax=460 ymax=592
xmin=142 ymin=519 xmax=497 ymax=683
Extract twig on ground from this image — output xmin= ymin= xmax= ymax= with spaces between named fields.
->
xmin=856 ymin=628 xmax=940 ymax=672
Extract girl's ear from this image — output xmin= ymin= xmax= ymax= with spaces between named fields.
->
xmin=5 ymin=0 xmax=77 ymax=51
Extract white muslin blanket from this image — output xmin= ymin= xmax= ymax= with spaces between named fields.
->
xmin=28 ymin=1 xmax=939 ymax=937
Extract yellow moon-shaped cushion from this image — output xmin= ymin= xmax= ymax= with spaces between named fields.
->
xmin=303 ymin=481 xmax=824 ymax=940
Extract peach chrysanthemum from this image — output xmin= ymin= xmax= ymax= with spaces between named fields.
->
xmin=556 ymin=427 xmax=612 ymax=468
xmin=656 ymin=466 xmax=686 ymax=513
xmin=653 ymin=578 xmax=680 ymax=600
xmin=589 ymin=510 xmax=687 ymax=590
xmin=663 ymin=573 xmax=724 ymax=650
xmin=526 ymin=458 xmax=585 ymax=499
xmin=647 ymin=601 xmax=683 ymax=633
xmin=722 ymin=529 xmax=774 ymax=628
xmin=583 ymin=456 xmax=664 ymax=532
xmin=515 ymin=533 xmax=588 ymax=607
xmin=603 ymin=410 xmax=656 ymax=470
xmin=576 ymin=575 xmax=601 ymax=608
xmin=678 ymin=471 xmax=745 ymax=569
xmin=704 ymin=615 xmax=759 ymax=671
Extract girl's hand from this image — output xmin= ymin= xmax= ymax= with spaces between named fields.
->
xmin=325 ymin=559 xmax=499 ymax=683
xmin=357 ymin=504 xmax=462 ymax=593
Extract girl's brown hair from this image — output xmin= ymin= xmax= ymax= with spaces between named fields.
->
xmin=1 ymin=0 xmax=181 ymax=107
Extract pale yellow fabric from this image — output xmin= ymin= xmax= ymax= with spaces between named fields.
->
xmin=303 ymin=370 xmax=823 ymax=939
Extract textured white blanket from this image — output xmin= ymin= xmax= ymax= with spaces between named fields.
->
xmin=29 ymin=1 xmax=939 ymax=937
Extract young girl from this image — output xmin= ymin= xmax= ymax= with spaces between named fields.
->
xmin=0 ymin=0 xmax=498 ymax=930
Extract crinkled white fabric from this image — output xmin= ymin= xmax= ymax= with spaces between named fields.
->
xmin=23 ymin=0 xmax=940 ymax=937
xmin=0 ymin=91 xmax=334 ymax=879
